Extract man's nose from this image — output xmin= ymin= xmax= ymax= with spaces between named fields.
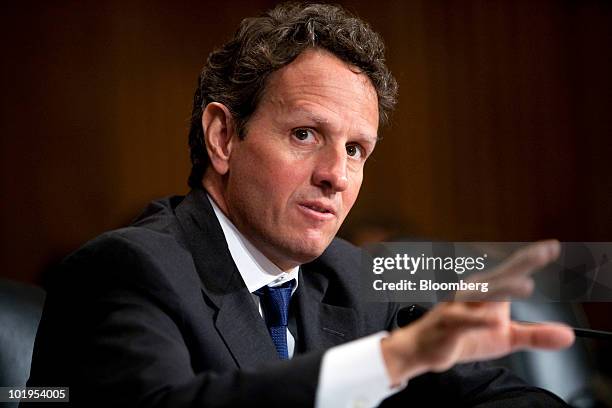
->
xmin=312 ymin=145 xmax=349 ymax=192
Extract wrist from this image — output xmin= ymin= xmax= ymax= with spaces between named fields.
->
xmin=381 ymin=329 xmax=430 ymax=386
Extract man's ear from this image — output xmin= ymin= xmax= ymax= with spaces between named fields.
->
xmin=202 ymin=102 xmax=238 ymax=176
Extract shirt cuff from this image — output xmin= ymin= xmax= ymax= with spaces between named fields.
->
xmin=315 ymin=331 xmax=406 ymax=408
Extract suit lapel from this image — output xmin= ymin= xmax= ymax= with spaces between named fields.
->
xmin=296 ymin=266 xmax=359 ymax=353
xmin=175 ymin=189 xmax=279 ymax=369
xmin=211 ymin=273 xmax=279 ymax=369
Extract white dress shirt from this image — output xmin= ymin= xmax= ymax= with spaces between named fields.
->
xmin=209 ymin=195 xmax=401 ymax=408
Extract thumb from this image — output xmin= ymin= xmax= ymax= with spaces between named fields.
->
xmin=510 ymin=321 xmax=575 ymax=351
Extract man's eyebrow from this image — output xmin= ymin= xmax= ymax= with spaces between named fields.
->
xmin=355 ymin=132 xmax=380 ymax=146
xmin=285 ymin=109 xmax=330 ymax=125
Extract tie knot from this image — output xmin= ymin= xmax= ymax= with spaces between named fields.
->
xmin=255 ymin=280 xmax=295 ymax=327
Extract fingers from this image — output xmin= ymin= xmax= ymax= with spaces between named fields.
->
xmin=431 ymin=302 xmax=504 ymax=332
xmin=456 ymin=276 xmax=535 ymax=301
xmin=460 ymin=240 xmax=560 ymax=301
xmin=490 ymin=240 xmax=561 ymax=280
xmin=510 ymin=321 xmax=575 ymax=351
xmin=472 ymin=276 xmax=535 ymax=301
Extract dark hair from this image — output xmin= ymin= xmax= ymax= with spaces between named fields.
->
xmin=188 ymin=2 xmax=398 ymax=188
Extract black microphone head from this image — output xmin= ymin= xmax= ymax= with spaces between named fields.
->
xmin=397 ymin=304 xmax=428 ymax=327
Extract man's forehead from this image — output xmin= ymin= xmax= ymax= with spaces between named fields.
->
xmin=257 ymin=49 xmax=379 ymax=131
xmin=271 ymin=49 xmax=377 ymax=97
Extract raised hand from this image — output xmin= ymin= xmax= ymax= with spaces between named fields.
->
xmin=381 ymin=240 xmax=575 ymax=386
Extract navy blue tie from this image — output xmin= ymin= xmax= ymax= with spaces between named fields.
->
xmin=255 ymin=280 xmax=295 ymax=359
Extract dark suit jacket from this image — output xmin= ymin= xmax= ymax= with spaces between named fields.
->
xmin=25 ymin=189 xmax=567 ymax=407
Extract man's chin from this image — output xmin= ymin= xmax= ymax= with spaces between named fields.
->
xmin=261 ymin=228 xmax=336 ymax=269
xmin=286 ymin=237 xmax=334 ymax=265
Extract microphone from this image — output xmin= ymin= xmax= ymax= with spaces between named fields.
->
xmin=396 ymin=304 xmax=428 ymax=327
xmin=397 ymin=304 xmax=612 ymax=340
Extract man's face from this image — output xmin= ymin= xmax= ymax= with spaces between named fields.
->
xmin=224 ymin=48 xmax=379 ymax=270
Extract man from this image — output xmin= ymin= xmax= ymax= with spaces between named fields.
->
xmin=26 ymin=3 xmax=574 ymax=407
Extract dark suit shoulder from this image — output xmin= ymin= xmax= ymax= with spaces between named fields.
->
xmin=68 ymin=194 xmax=184 ymax=259
xmin=54 ymin=196 xmax=201 ymax=309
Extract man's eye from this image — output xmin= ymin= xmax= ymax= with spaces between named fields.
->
xmin=346 ymin=144 xmax=364 ymax=159
xmin=293 ymin=128 xmax=315 ymax=142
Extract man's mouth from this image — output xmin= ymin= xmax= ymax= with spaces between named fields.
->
xmin=298 ymin=201 xmax=337 ymax=219
xmin=303 ymin=204 xmax=332 ymax=214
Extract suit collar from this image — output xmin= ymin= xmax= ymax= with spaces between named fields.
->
xmin=175 ymin=189 xmax=279 ymax=368
xmin=175 ymin=188 xmax=235 ymax=304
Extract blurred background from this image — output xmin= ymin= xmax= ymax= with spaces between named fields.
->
xmin=1 ymin=0 xmax=611 ymax=404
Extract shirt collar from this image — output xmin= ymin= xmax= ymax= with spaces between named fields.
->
xmin=208 ymin=194 xmax=300 ymax=294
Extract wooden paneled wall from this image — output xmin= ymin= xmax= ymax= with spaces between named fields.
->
xmin=2 ymin=1 xmax=611 ymax=291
